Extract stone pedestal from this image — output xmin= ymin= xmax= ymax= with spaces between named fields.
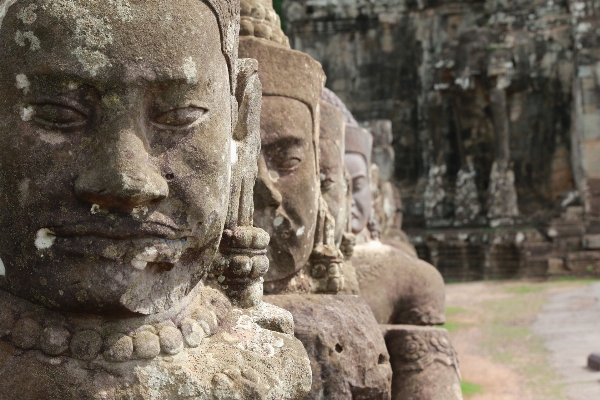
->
xmin=381 ymin=325 xmax=462 ymax=400
xmin=267 ymin=295 xmax=393 ymax=400
xmin=0 ymin=287 xmax=312 ymax=400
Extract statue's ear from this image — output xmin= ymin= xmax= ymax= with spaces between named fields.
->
xmin=226 ymin=58 xmax=262 ymax=230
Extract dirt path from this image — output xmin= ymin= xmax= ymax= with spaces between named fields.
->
xmin=445 ymin=279 xmax=600 ymax=400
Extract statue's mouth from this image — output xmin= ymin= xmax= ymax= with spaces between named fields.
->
xmin=36 ymin=228 xmax=188 ymax=271
xmin=50 ymin=221 xmax=188 ymax=241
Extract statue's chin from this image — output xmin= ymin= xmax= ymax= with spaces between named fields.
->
xmin=4 ymin=242 xmax=216 ymax=316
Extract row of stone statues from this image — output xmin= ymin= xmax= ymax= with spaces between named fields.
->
xmin=0 ymin=0 xmax=461 ymax=398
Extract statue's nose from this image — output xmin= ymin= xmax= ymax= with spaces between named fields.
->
xmin=253 ymin=154 xmax=282 ymax=210
xmin=74 ymin=127 xmax=168 ymax=210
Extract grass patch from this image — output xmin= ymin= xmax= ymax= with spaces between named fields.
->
xmin=505 ymin=285 xmax=546 ymax=294
xmin=446 ymin=306 xmax=468 ymax=316
xmin=461 ymin=381 xmax=484 ymax=396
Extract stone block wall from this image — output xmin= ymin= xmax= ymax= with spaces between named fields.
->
xmin=281 ymin=0 xmax=600 ymax=280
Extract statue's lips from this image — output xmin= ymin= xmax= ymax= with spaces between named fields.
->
xmin=50 ymin=222 xmax=188 ymax=241
xmin=47 ymin=234 xmax=188 ymax=267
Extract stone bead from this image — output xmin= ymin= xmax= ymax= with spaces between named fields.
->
xmin=12 ymin=317 xmax=41 ymax=350
xmin=134 ymin=324 xmax=157 ymax=335
xmin=254 ymin=24 xmax=272 ymax=39
xmin=240 ymin=0 xmax=252 ymax=16
xmin=0 ymin=308 xmax=15 ymax=338
xmin=230 ymin=255 xmax=252 ymax=276
xmin=159 ymin=326 xmax=183 ymax=355
xmin=181 ymin=318 xmax=206 ymax=348
xmin=251 ymin=229 xmax=270 ymax=249
xmin=133 ymin=331 xmax=161 ymax=359
xmin=327 ymin=277 xmax=343 ymax=293
xmin=250 ymin=255 xmax=269 ymax=279
xmin=70 ymin=330 xmax=103 ymax=361
xmin=265 ymin=10 xmax=276 ymax=22
xmin=240 ymin=19 xmax=254 ymax=37
xmin=233 ymin=228 xmax=254 ymax=248
xmin=311 ymin=264 xmax=327 ymax=279
xmin=328 ymin=263 xmax=341 ymax=275
xmin=39 ymin=326 xmax=70 ymax=356
xmin=104 ymin=333 xmax=133 ymax=362
xmin=250 ymin=4 xmax=265 ymax=19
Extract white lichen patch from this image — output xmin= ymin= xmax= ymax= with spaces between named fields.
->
xmin=131 ymin=205 xmax=149 ymax=219
xmin=108 ymin=0 xmax=133 ymax=22
xmin=131 ymin=260 xmax=148 ymax=270
xmin=296 ymin=226 xmax=305 ymax=236
xmin=17 ymin=4 xmax=37 ymax=24
xmin=75 ymin=15 xmax=113 ymax=48
xmin=232 ymin=314 xmax=283 ymax=358
xmin=72 ymin=47 xmax=111 ymax=77
xmin=21 ymin=105 xmax=34 ymax=121
xmin=182 ymin=57 xmax=197 ymax=84
xmin=230 ymin=140 xmax=237 ymax=164
xmin=273 ymin=216 xmax=284 ymax=227
xmin=0 ymin=256 xmax=5 ymax=276
xmin=35 ymin=228 xmax=56 ymax=250
xmin=40 ymin=131 xmax=66 ymax=145
xmin=15 ymin=30 xmax=40 ymax=51
xmin=15 ymin=73 xmax=29 ymax=93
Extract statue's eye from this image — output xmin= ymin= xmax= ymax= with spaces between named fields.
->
xmin=31 ymin=103 xmax=87 ymax=129
xmin=153 ymin=107 xmax=207 ymax=129
xmin=277 ymin=157 xmax=301 ymax=170
xmin=321 ymin=178 xmax=335 ymax=190
xmin=352 ymin=177 xmax=367 ymax=192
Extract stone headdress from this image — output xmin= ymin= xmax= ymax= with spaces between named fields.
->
xmin=237 ymin=0 xmax=325 ymax=151
xmin=322 ymin=88 xmax=373 ymax=167
xmin=201 ymin=0 xmax=241 ymax=94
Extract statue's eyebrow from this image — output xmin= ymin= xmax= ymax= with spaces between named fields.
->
xmin=260 ymin=135 xmax=306 ymax=149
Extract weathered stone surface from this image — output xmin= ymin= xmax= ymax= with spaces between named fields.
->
xmin=382 ymin=325 xmax=462 ymax=400
xmin=104 ymin=334 xmax=134 ymax=363
xmin=70 ymin=330 xmax=103 ymax=361
xmin=11 ymin=317 xmax=40 ymax=350
xmin=133 ymin=331 xmax=161 ymax=359
xmin=39 ymin=326 xmax=71 ymax=356
xmin=352 ymin=243 xmax=446 ymax=325
xmin=0 ymin=0 xmax=312 ymax=398
xmin=267 ymin=294 xmax=392 ymax=400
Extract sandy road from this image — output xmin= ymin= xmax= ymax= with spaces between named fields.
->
xmin=445 ymin=279 xmax=600 ymax=400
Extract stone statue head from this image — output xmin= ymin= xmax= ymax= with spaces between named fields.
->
xmin=321 ymin=89 xmax=374 ymax=234
xmin=345 ymin=126 xmax=373 ymax=234
xmin=363 ymin=119 xmax=395 ymax=183
xmin=238 ymin=9 xmax=326 ymax=287
xmin=0 ymin=0 xmax=262 ymax=315
xmin=319 ymin=99 xmax=349 ymax=246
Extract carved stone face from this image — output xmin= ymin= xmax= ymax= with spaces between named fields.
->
xmin=319 ymin=102 xmax=348 ymax=245
xmin=0 ymin=0 xmax=234 ymax=315
xmin=345 ymin=153 xmax=371 ymax=233
xmin=254 ymin=96 xmax=318 ymax=282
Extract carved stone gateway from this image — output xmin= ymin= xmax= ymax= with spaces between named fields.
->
xmin=0 ymin=1 xmax=311 ymax=398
